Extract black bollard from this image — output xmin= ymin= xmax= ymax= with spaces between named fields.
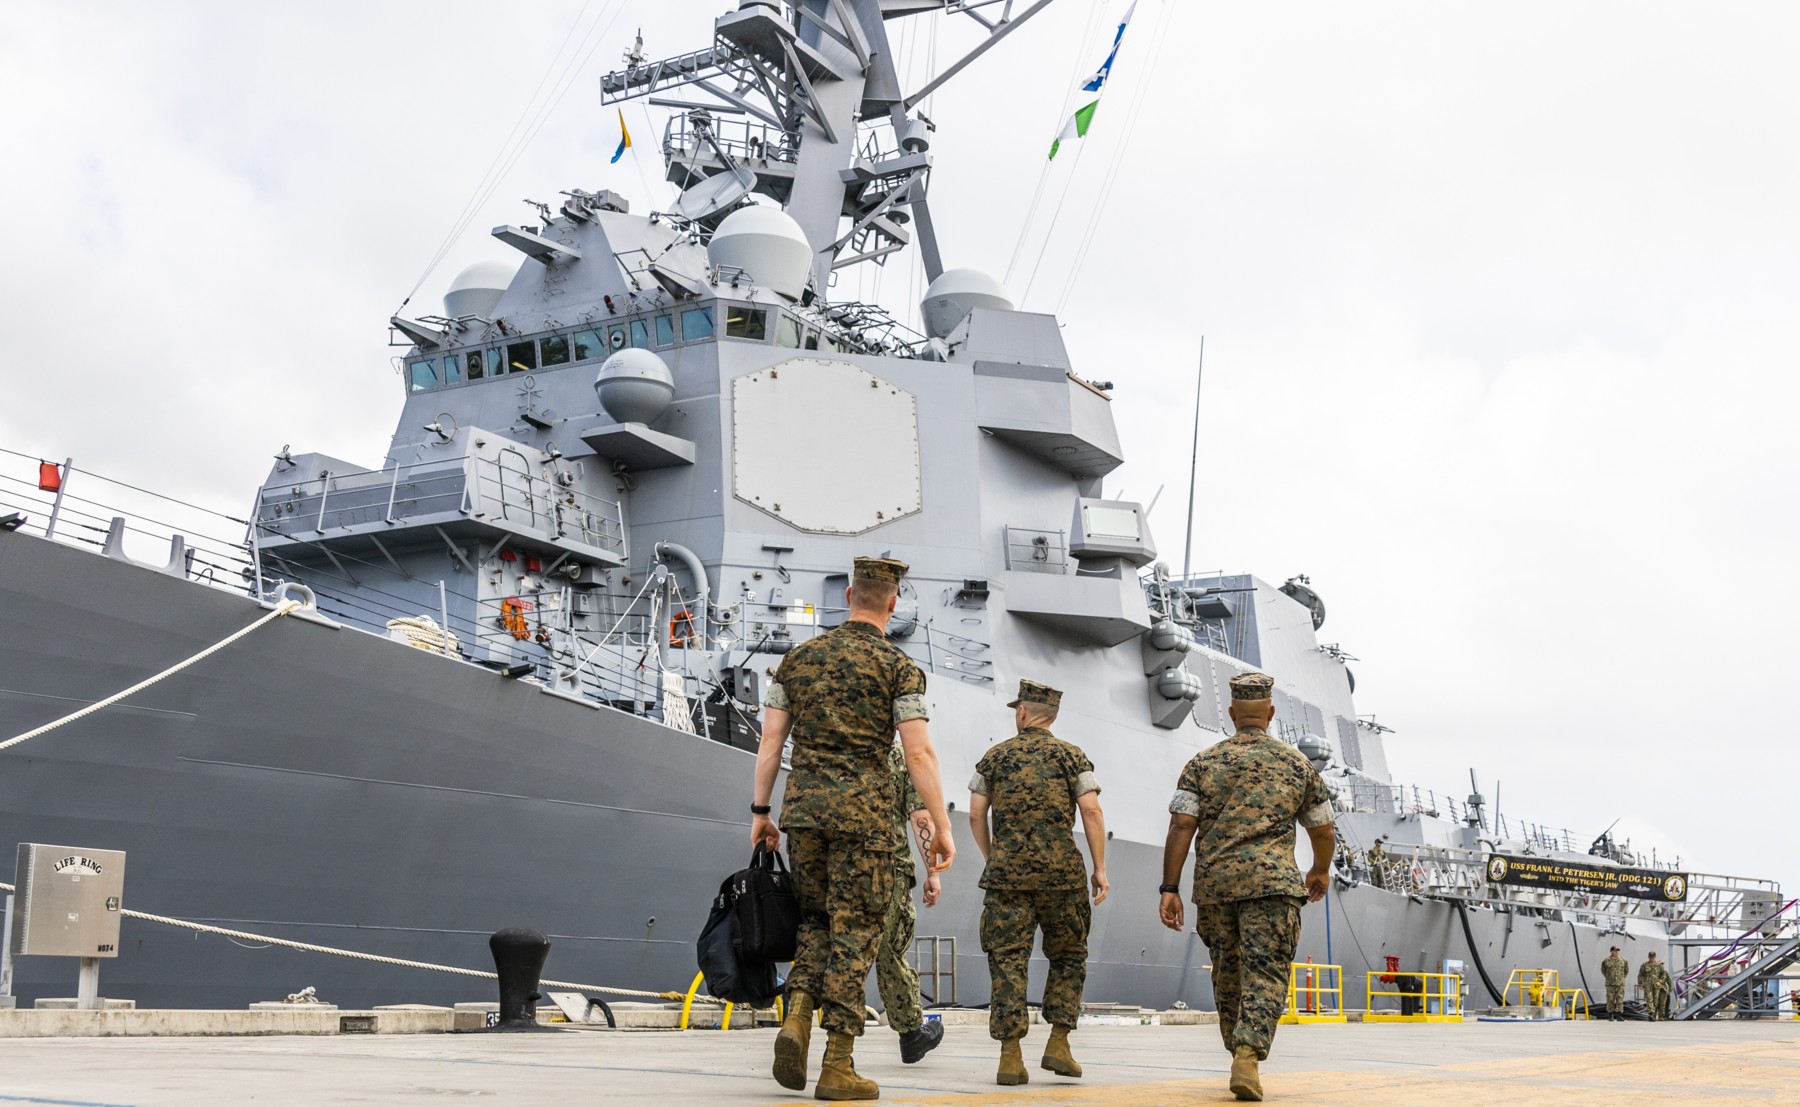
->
xmin=489 ymin=927 xmax=552 ymax=1031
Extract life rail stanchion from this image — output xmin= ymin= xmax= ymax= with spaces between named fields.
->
xmin=1278 ymin=962 xmax=1346 ymax=1025
xmin=1363 ymin=971 xmax=1466 ymax=1023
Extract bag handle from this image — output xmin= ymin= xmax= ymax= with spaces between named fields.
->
xmin=752 ymin=843 xmax=788 ymax=874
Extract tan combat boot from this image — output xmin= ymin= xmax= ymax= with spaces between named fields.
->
xmin=773 ymin=991 xmax=815 ymax=1091
xmin=996 ymin=1036 xmax=1030 ymax=1086
xmin=1229 ymin=1044 xmax=1263 ymax=1102
xmin=1041 ymin=1024 xmax=1082 ymax=1077
xmin=814 ymin=1030 xmax=879 ymax=1101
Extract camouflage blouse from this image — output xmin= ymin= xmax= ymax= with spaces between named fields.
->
xmin=767 ymin=620 xmax=928 ymax=842
xmin=970 ymin=727 xmax=1100 ymax=891
xmin=1170 ymin=727 xmax=1333 ymax=905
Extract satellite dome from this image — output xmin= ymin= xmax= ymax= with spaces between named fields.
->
xmin=594 ymin=349 xmax=675 ymax=425
xmin=707 ymin=205 xmax=811 ymax=299
xmin=442 ymin=260 xmax=518 ymax=320
xmin=920 ymin=268 xmax=1013 ymax=339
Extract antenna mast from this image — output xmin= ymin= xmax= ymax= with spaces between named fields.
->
xmin=1181 ymin=336 xmax=1205 ymax=582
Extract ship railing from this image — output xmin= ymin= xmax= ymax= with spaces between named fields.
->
xmin=663 ymin=113 xmax=798 ymax=168
xmin=1003 ymin=526 xmax=1068 ymax=573
xmin=0 ymin=447 xmax=261 ymax=601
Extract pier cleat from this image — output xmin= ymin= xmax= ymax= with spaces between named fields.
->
xmin=996 ymin=1037 xmax=1030 ymax=1086
xmin=814 ymin=1031 xmax=878 ymax=1100
xmin=897 ymin=1018 xmax=942 ymax=1063
xmin=1040 ymin=1024 xmax=1082 ymax=1077
xmin=773 ymin=991 xmax=815 ymax=1091
xmin=1229 ymin=1045 xmax=1264 ymax=1101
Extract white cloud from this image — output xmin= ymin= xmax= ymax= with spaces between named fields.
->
xmin=2 ymin=0 xmax=1794 ymax=897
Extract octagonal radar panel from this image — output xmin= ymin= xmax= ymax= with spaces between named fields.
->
xmin=732 ymin=359 xmax=921 ymax=534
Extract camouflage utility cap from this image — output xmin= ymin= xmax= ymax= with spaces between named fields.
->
xmin=853 ymin=556 xmax=909 ymax=585
xmin=1229 ymin=671 xmax=1275 ymax=702
xmin=1005 ymin=679 xmax=1061 ymax=710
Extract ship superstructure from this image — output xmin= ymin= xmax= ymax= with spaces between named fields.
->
xmin=1 ymin=0 xmax=1790 ymax=1019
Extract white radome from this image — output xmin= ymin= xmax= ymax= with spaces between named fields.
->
xmin=707 ymin=205 xmax=812 ymax=300
xmin=594 ymin=348 xmax=676 ymax=425
xmin=920 ymin=267 xmax=1013 ymax=339
xmin=442 ymin=260 xmax=519 ymax=320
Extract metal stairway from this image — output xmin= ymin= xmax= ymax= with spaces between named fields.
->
xmin=1673 ymin=897 xmax=1800 ymax=1020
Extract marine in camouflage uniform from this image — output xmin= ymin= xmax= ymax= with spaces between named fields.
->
xmin=1638 ymin=953 xmax=1672 ymax=1020
xmin=751 ymin=556 xmax=954 ymax=1100
xmin=1601 ymin=947 xmax=1629 ymax=1020
xmin=970 ymin=679 xmax=1107 ymax=1086
xmin=1160 ymin=671 xmax=1335 ymax=1103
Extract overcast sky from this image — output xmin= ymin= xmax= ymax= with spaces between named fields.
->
xmin=3 ymin=2 xmax=1796 ymax=898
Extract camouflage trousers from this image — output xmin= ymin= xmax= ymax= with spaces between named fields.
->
xmin=1645 ymin=986 xmax=1670 ymax=1020
xmin=875 ymin=872 xmax=922 ymax=1034
xmin=1605 ymin=983 xmax=1625 ymax=1015
xmin=785 ymin=827 xmax=896 ymax=1035
xmin=981 ymin=887 xmax=1091 ymax=1041
xmin=1194 ymin=895 xmax=1303 ymax=1061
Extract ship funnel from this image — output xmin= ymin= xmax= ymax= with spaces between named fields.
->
xmin=920 ymin=268 xmax=1013 ymax=340
xmin=707 ymin=205 xmax=812 ymax=300
xmin=595 ymin=349 xmax=675 ymax=425
xmin=443 ymin=260 xmax=518 ymax=320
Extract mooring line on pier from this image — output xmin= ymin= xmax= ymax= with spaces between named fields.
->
xmin=0 ymin=880 xmax=711 ymax=1005
xmin=0 ymin=597 xmax=306 ymax=753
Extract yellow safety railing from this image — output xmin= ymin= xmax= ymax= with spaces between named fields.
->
xmin=1279 ymin=962 xmax=1347 ymax=1024
xmin=1557 ymin=988 xmax=1590 ymax=1020
xmin=1363 ymin=972 xmax=1465 ymax=1023
xmin=1502 ymin=968 xmax=1562 ymax=1008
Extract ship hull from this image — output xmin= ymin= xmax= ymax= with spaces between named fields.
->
xmin=0 ymin=531 xmax=1660 ymax=1013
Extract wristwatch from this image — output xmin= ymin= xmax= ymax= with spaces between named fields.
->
xmin=750 ymin=803 xmax=772 ymax=816
xmin=1158 ymin=883 xmax=1180 ymax=895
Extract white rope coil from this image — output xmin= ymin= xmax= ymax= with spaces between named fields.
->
xmin=385 ymin=615 xmax=461 ymax=654
xmin=0 ymin=880 xmax=704 ymax=1004
xmin=0 ymin=599 xmax=304 ymax=753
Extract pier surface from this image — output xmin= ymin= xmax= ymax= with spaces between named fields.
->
xmin=0 ymin=1020 xmax=1793 ymax=1104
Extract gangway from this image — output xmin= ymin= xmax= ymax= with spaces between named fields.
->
xmin=1673 ymin=897 xmax=1800 ymax=1021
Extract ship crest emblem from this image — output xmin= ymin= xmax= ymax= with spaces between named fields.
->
xmin=1662 ymin=874 xmax=1687 ymax=901
xmin=1486 ymin=856 xmax=1509 ymax=882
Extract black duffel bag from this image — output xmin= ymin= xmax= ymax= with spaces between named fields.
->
xmin=696 ymin=868 xmax=780 ymax=1007
xmin=731 ymin=844 xmax=801 ymax=963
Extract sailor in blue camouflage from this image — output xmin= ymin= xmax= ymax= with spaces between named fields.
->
xmin=875 ymin=741 xmax=927 ymax=1034
xmin=1163 ymin=671 xmax=1335 ymax=1066
xmin=766 ymin=556 xmax=929 ymax=1038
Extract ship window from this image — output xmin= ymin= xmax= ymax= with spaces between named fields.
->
xmin=442 ymin=354 xmax=462 ymax=385
xmin=540 ymin=334 xmax=571 ymax=366
xmin=725 ymin=306 xmax=768 ymax=341
xmin=681 ymin=307 xmax=714 ymax=340
xmin=630 ymin=320 xmax=651 ymax=348
xmin=803 ymin=327 xmax=820 ymax=350
xmin=409 ymin=359 xmax=437 ymax=392
xmin=485 ymin=348 xmax=505 ymax=377
xmin=775 ymin=314 xmax=801 ymax=348
xmin=573 ymin=329 xmax=602 ymax=361
xmin=654 ymin=315 xmax=676 ymax=346
xmin=820 ymin=333 xmax=841 ymax=353
xmin=465 ymin=350 xmax=485 ymax=381
xmin=507 ymin=341 xmax=536 ymax=373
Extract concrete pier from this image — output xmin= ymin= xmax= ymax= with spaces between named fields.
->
xmin=0 ymin=1019 xmax=1793 ymax=1104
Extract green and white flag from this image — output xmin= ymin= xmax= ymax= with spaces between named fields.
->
xmin=1049 ymin=2 xmax=1137 ymax=160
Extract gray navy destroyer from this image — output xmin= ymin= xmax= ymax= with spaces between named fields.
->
xmin=3 ymin=0 xmax=1794 ymax=1021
